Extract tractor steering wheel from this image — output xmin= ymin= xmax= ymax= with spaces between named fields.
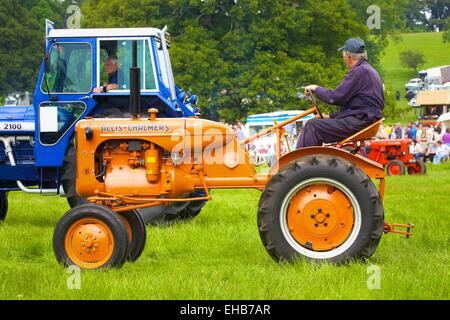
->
xmin=305 ymin=89 xmax=324 ymax=119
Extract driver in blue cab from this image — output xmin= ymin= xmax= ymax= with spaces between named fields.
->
xmin=93 ymin=56 xmax=120 ymax=93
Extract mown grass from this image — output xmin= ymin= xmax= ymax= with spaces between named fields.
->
xmin=0 ymin=163 xmax=449 ymax=300
xmin=380 ymin=32 xmax=450 ymax=124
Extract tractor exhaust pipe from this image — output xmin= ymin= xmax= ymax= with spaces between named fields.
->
xmin=130 ymin=40 xmax=141 ymax=119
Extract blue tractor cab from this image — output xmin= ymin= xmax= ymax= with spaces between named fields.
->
xmin=0 ymin=21 xmax=199 ymax=220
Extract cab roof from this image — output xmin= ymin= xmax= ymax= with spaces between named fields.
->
xmin=48 ymin=27 xmax=163 ymax=39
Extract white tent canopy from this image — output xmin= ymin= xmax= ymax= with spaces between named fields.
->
xmin=438 ymin=112 xmax=450 ymax=123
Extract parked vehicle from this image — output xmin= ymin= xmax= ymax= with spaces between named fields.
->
xmin=0 ymin=20 xmax=199 ymax=222
xmin=405 ymin=78 xmax=423 ymax=92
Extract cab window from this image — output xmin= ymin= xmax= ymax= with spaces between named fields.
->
xmin=41 ymin=43 xmax=92 ymax=93
xmin=39 ymin=102 xmax=86 ymax=145
xmin=98 ymin=39 xmax=156 ymax=91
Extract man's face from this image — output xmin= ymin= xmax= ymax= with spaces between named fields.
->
xmin=342 ymin=52 xmax=352 ymax=68
xmin=105 ymin=59 xmax=118 ymax=75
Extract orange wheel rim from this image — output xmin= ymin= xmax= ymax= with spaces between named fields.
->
xmin=388 ymin=164 xmax=401 ymax=175
xmin=64 ymin=218 xmax=115 ymax=269
xmin=287 ymin=184 xmax=355 ymax=251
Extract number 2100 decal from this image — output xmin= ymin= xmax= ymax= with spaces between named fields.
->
xmin=1 ymin=122 xmax=34 ymax=132
xmin=4 ymin=123 xmax=22 ymax=130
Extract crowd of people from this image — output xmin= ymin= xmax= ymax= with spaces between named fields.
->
xmin=376 ymin=122 xmax=450 ymax=164
xmin=227 ymin=119 xmax=450 ymax=167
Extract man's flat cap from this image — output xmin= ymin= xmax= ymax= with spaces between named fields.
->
xmin=338 ymin=38 xmax=366 ymax=54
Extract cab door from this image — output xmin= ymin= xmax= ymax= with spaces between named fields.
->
xmin=34 ymin=39 xmax=97 ymax=167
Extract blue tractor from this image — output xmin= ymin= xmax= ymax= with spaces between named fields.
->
xmin=0 ymin=20 xmax=204 ymax=222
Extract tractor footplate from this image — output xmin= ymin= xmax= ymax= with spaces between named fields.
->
xmin=383 ymin=221 xmax=415 ymax=238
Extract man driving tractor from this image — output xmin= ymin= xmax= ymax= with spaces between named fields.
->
xmin=297 ymin=38 xmax=384 ymax=148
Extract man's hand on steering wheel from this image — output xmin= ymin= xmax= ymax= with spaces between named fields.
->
xmin=304 ymin=85 xmax=319 ymax=95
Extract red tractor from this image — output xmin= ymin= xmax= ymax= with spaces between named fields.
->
xmin=364 ymin=139 xmax=426 ymax=176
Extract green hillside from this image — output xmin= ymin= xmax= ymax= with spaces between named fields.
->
xmin=380 ymin=32 xmax=450 ymax=122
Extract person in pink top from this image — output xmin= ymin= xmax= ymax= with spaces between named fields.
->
xmin=442 ymin=128 xmax=450 ymax=147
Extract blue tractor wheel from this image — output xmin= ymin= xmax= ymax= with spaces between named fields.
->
xmin=0 ymin=192 xmax=8 ymax=221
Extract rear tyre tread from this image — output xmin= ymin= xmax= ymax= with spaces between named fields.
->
xmin=0 ymin=193 xmax=8 ymax=222
xmin=258 ymin=155 xmax=384 ymax=264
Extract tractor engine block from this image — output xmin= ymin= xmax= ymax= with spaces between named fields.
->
xmin=77 ymin=138 xmax=195 ymax=198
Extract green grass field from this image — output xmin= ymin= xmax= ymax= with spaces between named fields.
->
xmin=0 ymin=163 xmax=449 ymax=300
xmin=380 ymin=32 xmax=450 ymax=123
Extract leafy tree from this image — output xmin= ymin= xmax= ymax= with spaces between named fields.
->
xmin=399 ymin=50 xmax=426 ymax=72
xmin=82 ymin=0 xmax=371 ymax=121
xmin=444 ymin=19 xmax=450 ymax=42
xmin=0 ymin=0 xmax=42 ymax=97
xmin=405 ymin=0 xmax=449 ymax=32
xmin=0 ymin=0 xmax=83 ymax=98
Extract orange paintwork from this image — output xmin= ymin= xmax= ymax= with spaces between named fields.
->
xmin=64 ymin=218 xmax=115 ymax=269
xmin=75 ymin=108 xmax=385 ymax=212
xmin=269 ymin=147 xmax=385 ymax=179
xmin=75 ymin=116 xmax=260 ymax=200
xmin=287 ymin=184 xmax=354 ymax=251
xmin=338 ymin=118 xmax=384 ymax=145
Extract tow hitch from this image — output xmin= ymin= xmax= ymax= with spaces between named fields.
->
xmin=384 ymin=222 xmax=415 ymax=238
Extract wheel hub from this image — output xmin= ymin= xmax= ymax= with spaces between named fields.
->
xmin=287 ymin=184 xmax=354 ymax=251
xmin=65 ymin=218 xmax=114 ymax=269
xmin=389 ymin=164 xmax=401 ymax=175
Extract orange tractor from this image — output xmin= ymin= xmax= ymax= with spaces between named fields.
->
xmin=52 ymin=42 xmax=412 ymax=269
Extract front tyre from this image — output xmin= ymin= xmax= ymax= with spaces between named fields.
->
xmin=407 ymin=158 xmax=426 ymax=175
xmin=386 ymin=159 xmax=406 ymax=176
xmin=53 ymin=204 xmax=129 ymax=270
xmin=257 ymin=155 xmax=384 ymax=264
xmin=120 ymin=210 xmax=147 ymax=262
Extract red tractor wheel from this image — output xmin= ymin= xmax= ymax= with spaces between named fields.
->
xmin=386 ymin=160 xmax=406 ymax=176
xmin=407 ymin=159 xmax=426 ymax=175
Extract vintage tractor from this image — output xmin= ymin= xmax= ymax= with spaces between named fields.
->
xmin=364 ymin=139 xmax=426 ymax=176
xmin=0 ymin=21 xmax=203 ymax=224
xmin=50 ymin=42 xmax=413 ymax=269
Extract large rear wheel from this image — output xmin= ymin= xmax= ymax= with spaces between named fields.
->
xmin=258 ymin=155 xmax=384 ymax=264
xmin=61 ymin=144 xmax=88 ymax=208
xmin=141 ymin=190 xmax=208 ymax=225
xmin=0 ymin=192 xmax=8 ymax=221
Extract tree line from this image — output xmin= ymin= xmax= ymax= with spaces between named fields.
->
xmin=0 ymin=0 xmax=449 ymax=122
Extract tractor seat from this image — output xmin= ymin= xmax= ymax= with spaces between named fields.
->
xmin=338 ymin=118 xmax=385 ymax=146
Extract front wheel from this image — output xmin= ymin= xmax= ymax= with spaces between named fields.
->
xmin=120 ymin=210 xmax=147 ymax=262
xmin=53 ymin=204 xmax=130 ymax=270
xmin=386 ymin=159 xmax=406 ymax=176
xmin=257 ymin=155 xmax=384 ymax=264
xmin=407 ymin=159 xmax=426 ymax=175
